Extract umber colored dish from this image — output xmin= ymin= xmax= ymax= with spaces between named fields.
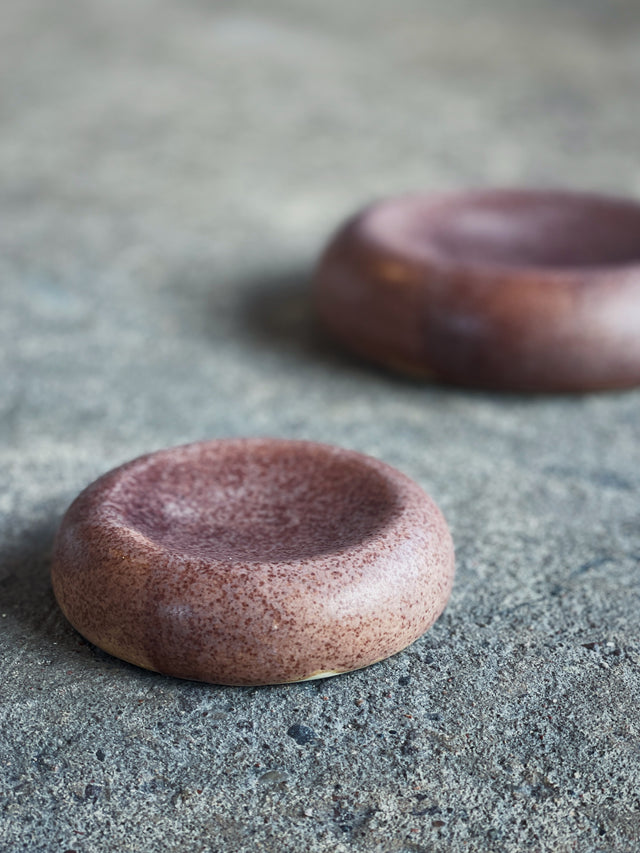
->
xmin=314 ymin=189 xmax=640 ymax=391
xmin=51 ymin=439 xmax=454 ymax=686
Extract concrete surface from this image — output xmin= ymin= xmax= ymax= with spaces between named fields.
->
xmin=1 ymin=1 xmax=640 ymax=851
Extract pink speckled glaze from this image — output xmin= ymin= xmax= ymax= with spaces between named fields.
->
xmin=51 ymin=439 xmax=454 ymax=686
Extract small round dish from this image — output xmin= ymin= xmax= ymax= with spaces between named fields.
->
xmin=314 ymin=189 xmax=640 ymax=391
xmin=51 ymin=439 xmax=454 ymax=686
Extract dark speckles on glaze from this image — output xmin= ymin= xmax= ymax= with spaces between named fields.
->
xmin=51 ymin=439 xmax=455 ymax=686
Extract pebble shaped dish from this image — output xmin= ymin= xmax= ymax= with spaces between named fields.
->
xmin=314 ymin=189 xmax=640 ymax=391
xmin=51 ymin=439 xmax=455 ymax=686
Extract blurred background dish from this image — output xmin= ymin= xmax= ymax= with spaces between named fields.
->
xmin=314 ymin=189 xmax=640 ymax=391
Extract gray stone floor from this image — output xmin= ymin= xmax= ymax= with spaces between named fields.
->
xmin=2 ymin=1 xmax=640 ymax=850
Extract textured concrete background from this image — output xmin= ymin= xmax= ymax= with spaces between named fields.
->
xmin=2 ymin=1 xmax=640 ymax=851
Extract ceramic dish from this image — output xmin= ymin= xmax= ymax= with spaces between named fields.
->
xmin=51 ymin=439 xmax=454 ymax=685
xmin=314 ymin=189 xmax=640 ymax=391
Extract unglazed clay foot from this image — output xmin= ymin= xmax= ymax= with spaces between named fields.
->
xmin=314 ymin=189 xmax=640 ymax=391
xmin=51 ymin=439 xmax=454 ymax=686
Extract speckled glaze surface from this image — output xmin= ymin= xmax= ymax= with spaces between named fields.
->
xmin=51 ymin=439 xmax=454 ymax=686
xmin=314 ymin=189 xmax=640 ymax=391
